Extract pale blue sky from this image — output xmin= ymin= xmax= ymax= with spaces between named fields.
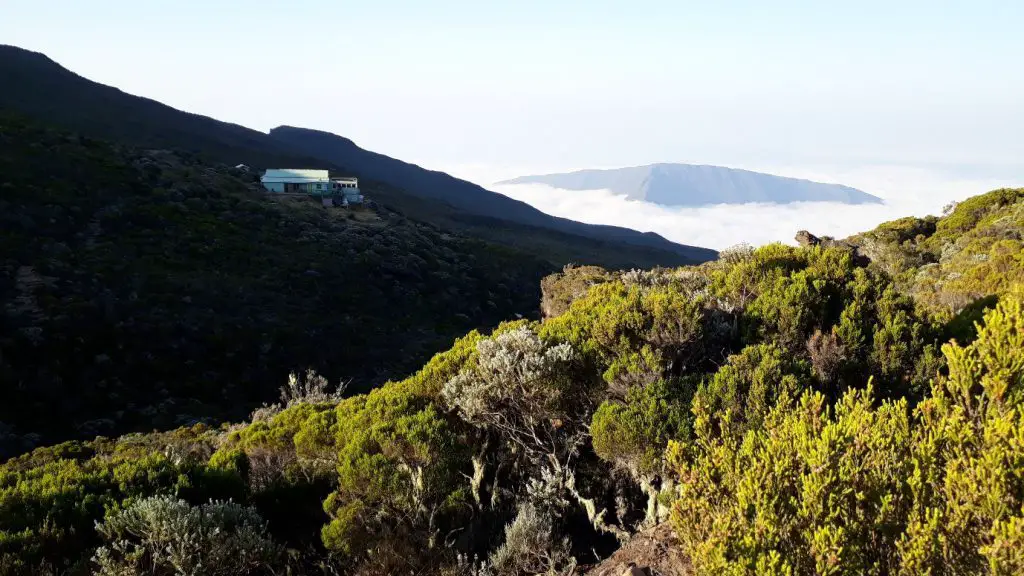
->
xmin=3 ymin=0 xmax=1023 ymax=176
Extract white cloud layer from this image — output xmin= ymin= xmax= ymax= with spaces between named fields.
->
xmin=443 ymin=163 xmax=1022 ymax=251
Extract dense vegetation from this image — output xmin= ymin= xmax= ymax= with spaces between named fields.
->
xmin=0 ymin=116 xmax=555 ymax=455
xmin=4 ymin=186 xmax=1022 ymax=574
xmin=847 ymin=189 xmax=1024 ymax=320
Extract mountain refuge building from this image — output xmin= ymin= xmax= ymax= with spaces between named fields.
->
xmin=260 ymin=169 xmax=364 ymax=204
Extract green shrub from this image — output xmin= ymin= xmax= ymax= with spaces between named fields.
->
xmin=0 ymin=426 xmax=236 ymax=573
xmin=670 ymin=292 xmax=1024 ymax=575
xmin=539 ymin=280 xmax=707 ymax=393
xmin=693 ymin=343 xmax=812 ymax=438
xmin=591 ymin=378 xmax=694 ymax=477
xmin=540 ymin=264 xmax=614 ymax=319
xmin=935 ymin=188 xmax=1024 ymax=237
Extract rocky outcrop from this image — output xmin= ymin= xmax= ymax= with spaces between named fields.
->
xmin=796 ymin=230 xmax=872 ymax=267
xmin=795 ymin=229 xmax=822 ymax=247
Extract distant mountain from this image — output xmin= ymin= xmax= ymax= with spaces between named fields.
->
xmin=0 ymin=45 xmax=716 ymax=268
xmin=499 ymin=164 xmax=883 ymax=206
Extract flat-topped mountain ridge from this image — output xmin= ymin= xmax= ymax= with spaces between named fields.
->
xmin=500 ymin=163 xmax=883 ymax=206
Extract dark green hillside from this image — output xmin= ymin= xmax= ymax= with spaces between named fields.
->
xmin=0 ymin=44 xmax=715 ymax=270
xmin=0 ymin=116 xmax=552 ymax=456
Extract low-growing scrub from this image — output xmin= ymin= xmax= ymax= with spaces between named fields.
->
xmin=0 ymin=116 xmax=553 ymax=457
xmin=2 ymin=187 xmax=1023 ymax=574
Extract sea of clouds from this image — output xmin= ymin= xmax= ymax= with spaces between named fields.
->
xmin=440 ymin=163 xmax=1023 ymax=251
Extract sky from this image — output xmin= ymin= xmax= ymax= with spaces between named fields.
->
xmin=4 ymin=1 xmax=1024 ymax=248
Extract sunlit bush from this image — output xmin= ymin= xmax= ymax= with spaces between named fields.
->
xmin=670 ymin=293 xmax=1024 ymax=575
xmin=92 ymin=495 xmax=283 ymax=575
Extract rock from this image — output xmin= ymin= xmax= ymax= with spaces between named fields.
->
xmin=795 ymin=230 xmax=873 ymax=267
xmin=795 ymin=230 xmax=821 ymax=247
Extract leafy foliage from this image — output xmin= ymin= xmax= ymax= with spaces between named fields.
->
xmin=540 ymin=264 xmax=617 ymax=320
xmin=693 ymin=343 xmax=811 ymax=438
xmin=670 ymin=293 xmax=1024 ymax=575
xmin=0 ymin=425 xmax=239 ymax=574
xmin=848 ymin=187 xmax=1024 ymax=317
xmin=591 ymin=378 xmax=694 ymax=477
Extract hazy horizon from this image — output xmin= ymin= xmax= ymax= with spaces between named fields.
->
xmin=436 ymin=161 xmax=1021 ymax=250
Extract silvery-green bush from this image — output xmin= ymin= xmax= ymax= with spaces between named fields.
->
xmin=93 ymin=495 xmax=283 ymax=576
xmin=488 ymin=503 xmax=574 ymax=576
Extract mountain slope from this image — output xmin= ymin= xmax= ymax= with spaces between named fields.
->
xmin=0 ymin=116 xmax=553 ymax=455
xmin=0 ymin=45 xmax=715 ymax=268
xmin=267 ymin=126 xmax=715 ymax=262
xmin=500 ymin=163 xmax=882 ymax=206
xmin=0 ymin=45 xmax=309 ymax=170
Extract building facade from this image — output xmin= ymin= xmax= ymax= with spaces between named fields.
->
xmin=331 ymin=177 xmax=364 ymax=204
xmin=261 ymin=169 xmax=363 ymax=203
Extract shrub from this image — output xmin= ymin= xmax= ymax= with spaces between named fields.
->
xmin=670 ymin=292 xmax=1024 ymax=575
xmin=934 ymin=188 xmax=1024 ymax=237
xmin=806 ymin=329 xmax=847 ymax=385
xmin=591 ymin=378 xmax=693 ymax=478
xmin=92 ymin=495 xmax=284 ymax=576
xmin=540 ymin=264 xmax=614 ymax=319
xmin=0 ymin=427 xmax=236 ymax=573
xmin=897 ymin=291 xmax=1024 ymax=573
xmin=443 ymin=326 xmax=586 ymax=468
xmin=487 ymin=503 xmax=575 ymax=576
xmin=591 ymin=377 xmax=695 ymax=527
xmin=693 ymin=343 xmax=812 ymax=438
xmin=539 ymin=281 xmax=707 ymax=388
